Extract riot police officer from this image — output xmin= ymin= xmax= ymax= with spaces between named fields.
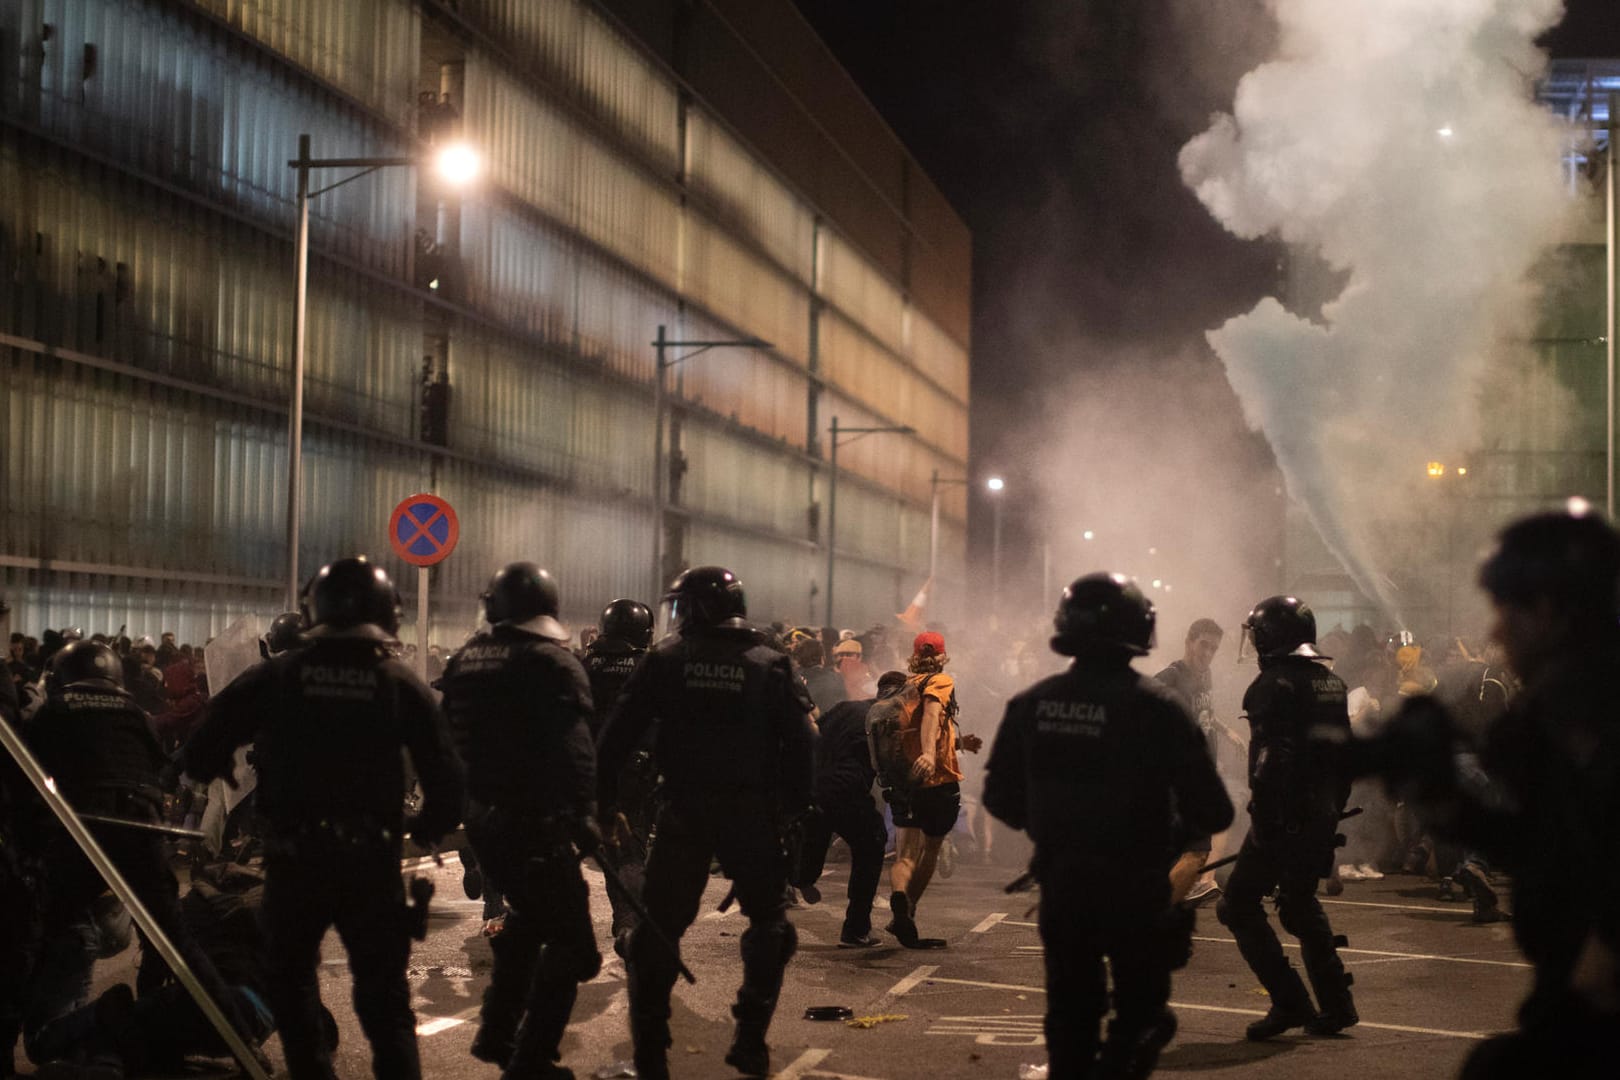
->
xmin=985 ymin=574 xmax=1232 ymax=1079
xmin=439 ymin=562 xmax=600 ymax=1079
xmin=181 ymin=556 xmax=463 ymax=1080
xmin=582 ymin=599 xmax=656 ymax=956
xmin=1219 ymin=596 xmax=1356 ymax=1039
xmin=596 ymin=567 xmax=815 ymax=1080
xmin=22 ymin=641 xmax=250 ymax=1065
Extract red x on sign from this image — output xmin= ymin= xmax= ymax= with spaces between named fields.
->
xmin=389 ymin=494 xmax=459 ymax=567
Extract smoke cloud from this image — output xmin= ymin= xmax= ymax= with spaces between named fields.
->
xmin=1179 ymin=0 xmax=1573 ymax=621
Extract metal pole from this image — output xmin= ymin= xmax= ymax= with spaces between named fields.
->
xmin=0 ymin=715 xmax=270 ymax=1080
xmin=1608 ymin=94 xmax=1617 ymax=520
xmin=286 ymin=134 xmax=311 ymax=610
xmin=652 ymin=325 xmax=667 ymax=600
xmin=417 ymin=566 xmax=430 ymax=683
xmin=929 ymin=469 xmax=941 ymax=584
xmin=826 ymin=416 xmax=839 ymax=627
xmin=992 ymin=496 xmax=1003 ymax=620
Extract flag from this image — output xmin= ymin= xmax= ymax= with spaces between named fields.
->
xmin=896 ymin=577 xmax=932 ymax=629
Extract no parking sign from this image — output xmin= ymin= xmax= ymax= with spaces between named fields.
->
xmin=389 ymin=493 xmax=459 ymax=567
xmin=389 ymin=493 xmax=457 ymax=680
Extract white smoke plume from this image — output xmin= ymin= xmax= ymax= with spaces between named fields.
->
xmin=1179 ymin=0 xmax=1573 ymax=621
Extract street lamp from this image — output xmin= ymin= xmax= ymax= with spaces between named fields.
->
xmin=650 ymin=325 xmax=772 ymax=599
xmin=987 ymin=476 xmax=1006 ymax=618
xmin=825 ymin=417 xmax=914 ymax=626
xmin=284 ymin=134 xmax=481 ymax=608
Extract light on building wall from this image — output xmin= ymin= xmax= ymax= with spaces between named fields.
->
xmin=1456 ymin=466 xmax=1467 ymax=476
xmin=1151 ymin=579 xmax=1163 ymax=589
xmin=434 ymin=143 xmax=482 ymax=186
xmin=1437 ymin=125 xmax=1455 ymax=139
xmin=987 ymin=476 xmax=1005 ymax=492
xmin=1082 ymin=530 xmax=1095 ymax=541
xmin=1426 ymin=461 xmax=1446 ymax=478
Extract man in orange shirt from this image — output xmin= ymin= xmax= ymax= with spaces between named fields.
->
xmin=886 ymin=632 xmax=982 ymax=948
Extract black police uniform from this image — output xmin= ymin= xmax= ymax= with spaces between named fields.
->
xmin=23 ymin=670 xmax=249 ymax=1061
xmin=797 ymin=695 xmax=888 ymax=945
xmin=596 ymin=623 xmax=814 ymax=1078
xmin=181 ymin=623 xmax=462 ymax=1080
xmin=0 ymin=661 xmax=37 ymax=1078
xmin=582 ymin=635 xmax=655 ymax=948
xmin=985 ymin=662 xmax=1233 ymax=1078
xmin=1218 ymin=653 xmax=1355 ymax=1031
xmin=439 ymin=622 xmax=601 ymax=1076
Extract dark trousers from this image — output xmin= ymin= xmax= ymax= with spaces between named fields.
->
xmin=0 ymin=860 xmax=41 ymax=1077
xmin=627 ymin=799 xmax=794 ymax=1071
xmin=465 ymin=815 xmax=599 ymax=1070
xmin=798 ymin=799 xmax=886 ymax=939
xmin=1038 ymin=873 xmax=1170 ymax=1079
xmin=262 ymin=848 xmax=418 ymax=1080
xmin=1218 ymin=832 xmax=1350 ymax=1013
xmin=27 ymin=829 xmax=244 ymax=1060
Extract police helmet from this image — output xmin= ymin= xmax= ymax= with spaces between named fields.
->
xmin=307 ymin=556 xmax=402 ymax=635
xmin=1050 ymin=573 xmax=1156 ymax=657
xmin=264 ymin=611 xmax=308 ymax=655
xmin=46 ymin=640 xmax=125 ymax=694
xmin=1243 ymin=595 xmax=1320 ymax=659
xmin=1479 ymin=508 xmax=1620 ymax=624
xmin=662 ymin=566 xmax=747 ymax=634
xmin=599 ymin=598 xmax=654 ymax=649
xmin=482 ymin=562 xmax=560 ymax=624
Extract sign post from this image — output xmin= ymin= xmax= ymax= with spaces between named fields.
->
xmin=389 ymin=493 xmax=459 ymax=682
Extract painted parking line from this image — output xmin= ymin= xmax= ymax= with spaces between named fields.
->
xmin=868 ymin=964 xmax=940 ymax=1012
xmin=909 ymin=975 xmax=1493 ymax=1040
xmin=927 ymin=1014 xmax=1045 ymax=1045
xmin=969 ymin=912 xmax=1009 ymax=933
xmin=415 ymin=1004 xmax=478 ymax=1037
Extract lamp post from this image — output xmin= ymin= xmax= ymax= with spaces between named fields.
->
xmin=284 ymin=135 xmax=480 ymax=609
xmin=650 ymin=326 xmax=772 ymax=599
xmin=824 ymin=417 xmax=914 ymax=626
xmin=929 ymin=469 xmax=970 ymax=584
xmin=987 ymin=476 xmax=1006 ymax=618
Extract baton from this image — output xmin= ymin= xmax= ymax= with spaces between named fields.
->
xmin=79 ymin=813 xmax=208 ymax=841
xmin=587 ymin=850 xmax=696 ymax=985
xmin=1202 ymin=806 xmax=1365 ymax=875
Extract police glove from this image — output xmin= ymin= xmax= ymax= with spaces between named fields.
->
xmin=569 ymin=815 xmax=604 ymax=858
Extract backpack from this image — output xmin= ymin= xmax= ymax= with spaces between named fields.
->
xmin=865 ymin=674 xmax=936 ymax=801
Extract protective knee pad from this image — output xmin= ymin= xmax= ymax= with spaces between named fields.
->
xmin=741 ymin=917 xmax=797 ymax=967
xmin=1275 ymin=893 xmax=1317 ymax=938
xmin=537 ymin=936 xmax=603 ymax=985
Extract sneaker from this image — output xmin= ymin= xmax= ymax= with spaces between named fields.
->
xmin=1184 ymin=879 xmax=1221 ymax=906
xmin=1455 ymin=863 xmax=1504 ymax=923
xmin=1355 ymin=863 xmax=1384 ymax=880
xmin=885 ymin=892 xmax=920 ymax=948
xmin=1337 ymin=864 xmax=1365 ymax=881
xmin=938 ymin=838 xmax=958 ymax=880
xmin=838 ymin=933 xmax=882 ymax=949
xmin=1245 ymin=1004 xmax=1316 ymax=1041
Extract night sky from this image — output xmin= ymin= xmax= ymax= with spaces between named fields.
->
xmin=794 ymin=0 xmax=1620 ymax=559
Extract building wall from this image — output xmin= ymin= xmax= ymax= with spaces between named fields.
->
xmin=0 ymin=0 xmax=972 ymax=645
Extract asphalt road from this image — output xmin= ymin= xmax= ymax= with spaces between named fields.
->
xmin=18 ymin=853 xmax=1529 ymax=1078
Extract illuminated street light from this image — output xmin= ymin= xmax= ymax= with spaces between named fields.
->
xmin=987 ymin=475 xmax=1005 ymax=492
xmin=1151 ymin=579 xmax=1163 ymax=589
xmin=1426 ymin=461 xmax=1446 ymax=478
xmin=433 ymin=142 xmax=482 ymax=186
xmin=1437 ymin=125 xmax=1455 ymax=139
xmin=987 ymin=476 xmax=1006 ymax=618
xmin=1083 ymin=530 xmax=1095 ymax=541
xmin=1456 ymin=466 xmax=1468 ymax=476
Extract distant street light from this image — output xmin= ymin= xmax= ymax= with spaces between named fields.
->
xmin=650 ymin=326 xmax=772 ymax=599
xmin=1082 ymin=530 xmax=1095 ymax=541
xmin=825 ymin=418 xmax=914 ymax=625
xmin=284 ymin=135 xmax=481 ymax=608
xmin=987 ymin=476 xmax=1006 ymax=618
xmin=1426 ymin=461 xmax=1446 ymax=478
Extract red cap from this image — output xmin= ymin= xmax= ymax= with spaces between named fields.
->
xmin=913 ymin=631 xmax=946 ymax=657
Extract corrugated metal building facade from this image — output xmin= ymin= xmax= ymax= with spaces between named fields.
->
xmin=0 ymin=0 xmax=972 ymax=644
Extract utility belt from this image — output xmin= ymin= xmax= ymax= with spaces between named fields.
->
xmin=262 ymin=816 xmax=402 ymax=859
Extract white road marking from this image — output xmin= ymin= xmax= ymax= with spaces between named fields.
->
xmin=1190 ymin=935 xmax=1530 ymax=970
xmin=919 ymin=976 xmax=1493 ymax=1040
xmin=969 ymin=912 xmax=1008 ymax=933
xmin=1320 ymin=897 xmax=1479 ymax=915
xmin=869 ymin=964 xmax=939 ymax=1011
xmin=927 ymin=1014 xmax=1045 ymax=1046
xmin=776 ymin=1048 xmax=888 ymax=1079
xmin=415 ymin=1004 xmax=479 ymax=1037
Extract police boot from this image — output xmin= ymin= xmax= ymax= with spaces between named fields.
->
xmin=724 ymin=1003 xmax=771 ymax=1078
xmin=1097 ymin=1009 xmax=1176 ymax=1079
xmin=1304 ymin=971 xmax=1358 ymax=1036
xmin=501 ymin=979 xmax=577 ymax=1080
xmin=628 ymin=1012 xmax=671 ymax=1080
